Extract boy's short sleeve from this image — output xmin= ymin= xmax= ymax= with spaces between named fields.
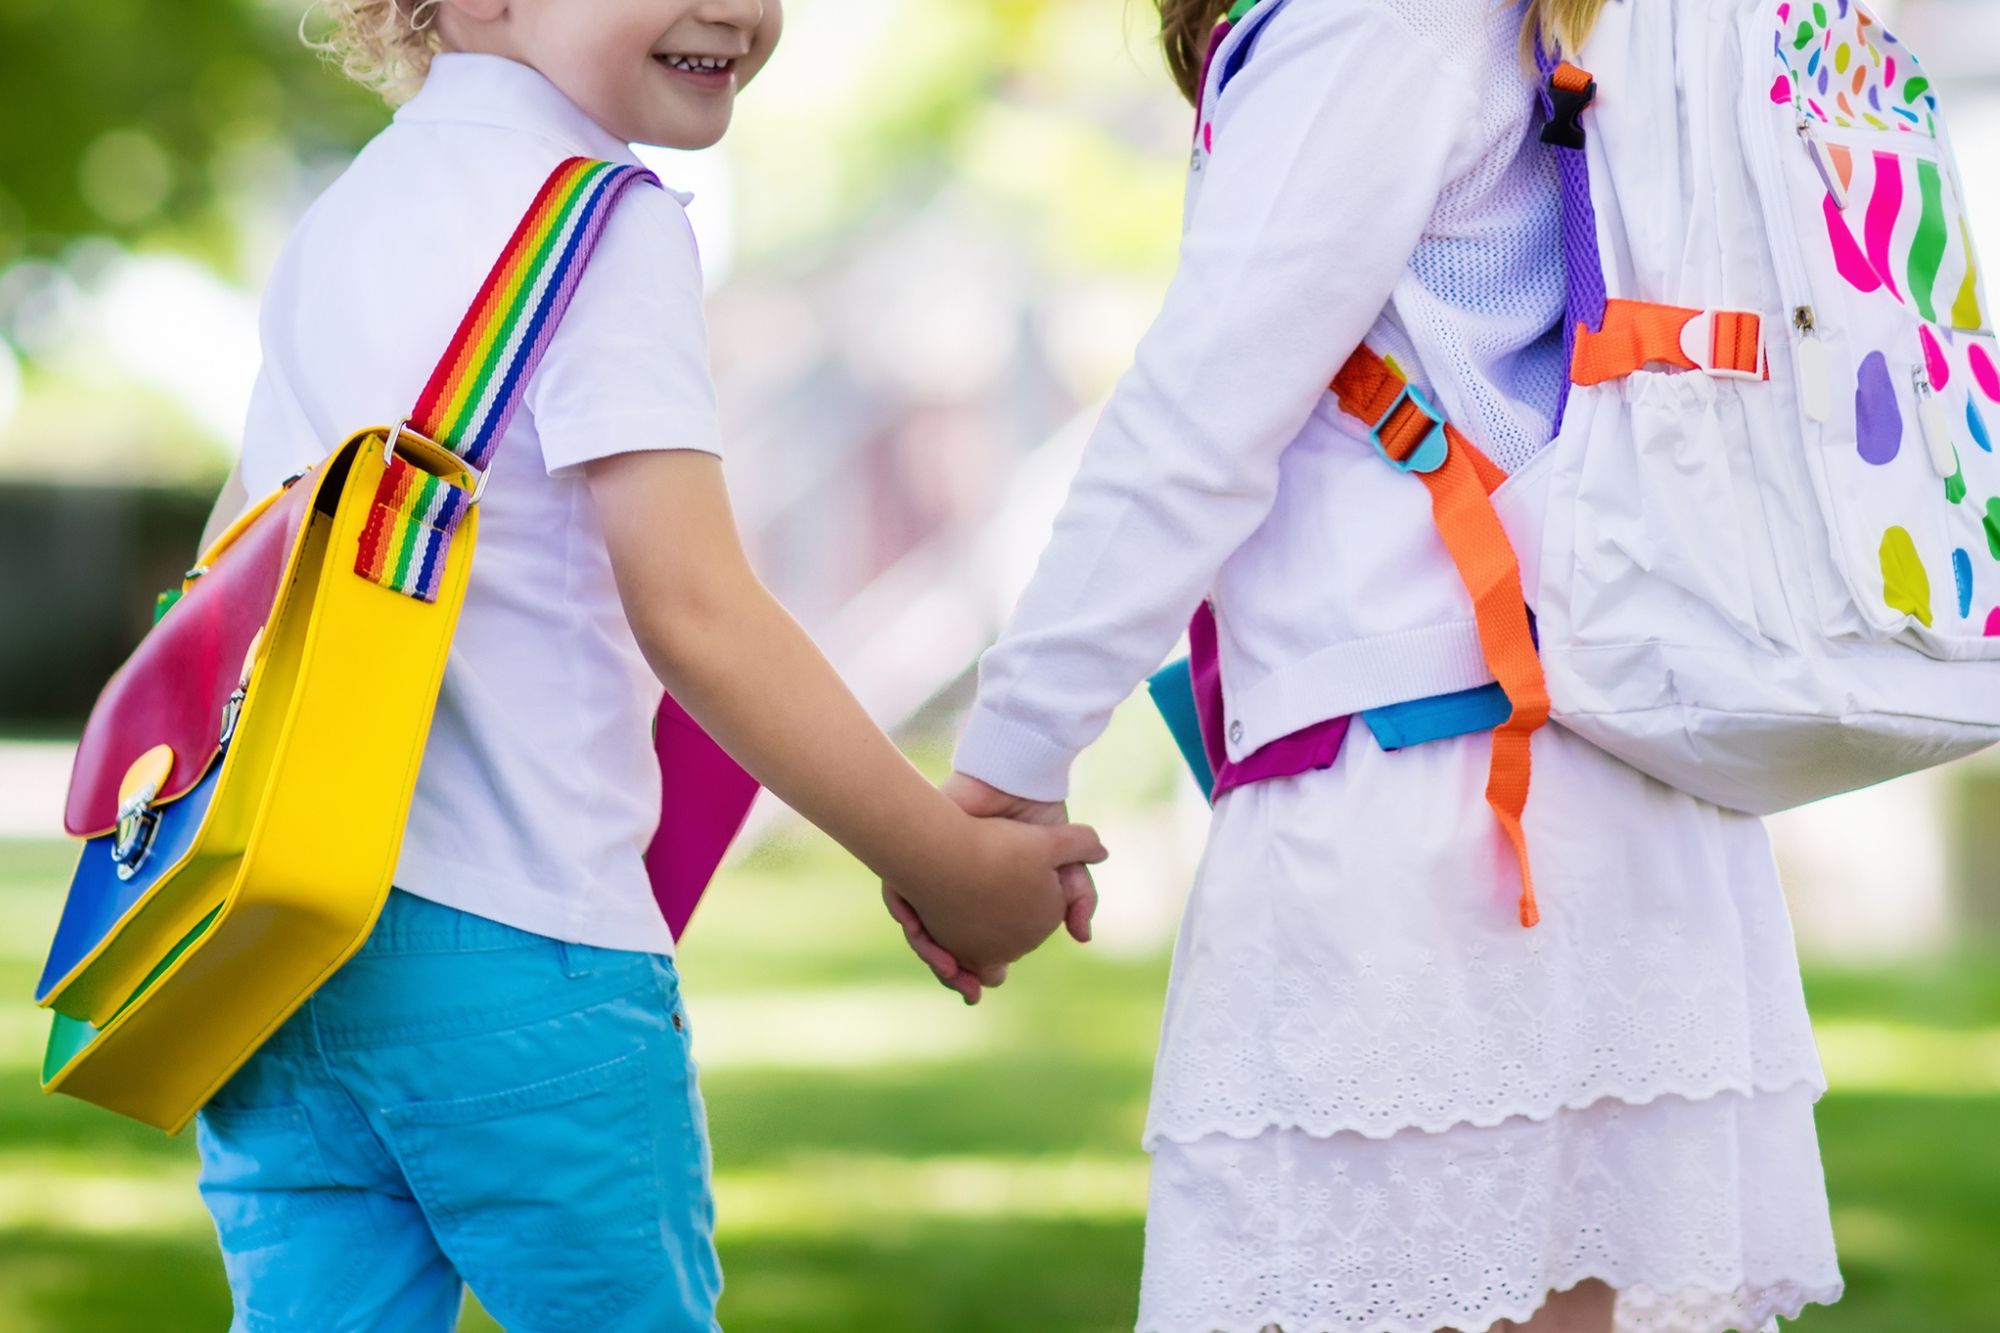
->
xmin=525 ymin=182 xmax=723 ymax=475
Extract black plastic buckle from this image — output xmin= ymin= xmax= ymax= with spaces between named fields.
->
xmin=1540 ymin=70 xmax=1597 ymax=150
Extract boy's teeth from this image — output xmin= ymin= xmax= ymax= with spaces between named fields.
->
xmin=663 ymin=55 xmax=733 ymax=72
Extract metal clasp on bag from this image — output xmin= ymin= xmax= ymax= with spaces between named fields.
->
xmin=383 ymin=420 xmax=493 ymax=504
xmin=216 ymin=629 xmax=264 ymax=750
xmin=112 ymin=793 xmax=161 ymax=882
xmin=111 ymin=745 xmax=175 ymax=882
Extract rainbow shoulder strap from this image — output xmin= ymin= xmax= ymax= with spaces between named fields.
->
xmin=356 ymin=157 xmax=659 ymax=601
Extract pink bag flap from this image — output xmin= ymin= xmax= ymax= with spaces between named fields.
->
xmin=64 ymin=476 xmax=319 ymax=837
xmin=645 ymin=693 xmax=760 ymax=940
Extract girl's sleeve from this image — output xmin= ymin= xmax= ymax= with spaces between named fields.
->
xmin=525 ymin=183 xmax=724 ymax=475
xmin=953 ymin=1 xmax=1477 ymax=801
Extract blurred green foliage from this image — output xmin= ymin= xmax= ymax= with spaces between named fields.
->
xmin=7 ymin=817 xmax=2000 ymax=1331
xmin=3 ymin=701 xmax=2000 ymax=1332
xmin=0 ymin=0 xmax=387 ymax=271
xmin=0 ymin=0 xmax=1186 ymax=277
xmin=728 ymin=0 xmax=1186 ymax=274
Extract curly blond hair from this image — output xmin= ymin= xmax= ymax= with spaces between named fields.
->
xmin=303 ymin=0 xmax=445 ymax=105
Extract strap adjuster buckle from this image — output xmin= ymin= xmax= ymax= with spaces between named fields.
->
xmin=1540 ymin=63 xmax=1597 ymax=150
xmin=1369 ymin=383 xmax=1451 ymax=475
xmin=1679 ymin=310 xmax=1767 ymax=381
xmin=384 ymin=419 xmax=493 ymax=504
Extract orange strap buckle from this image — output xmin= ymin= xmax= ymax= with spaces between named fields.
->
xmin=1333 ymin=348 xmax=1550 ymax=928
xmin=1572 ymin=299 xmax=1768 ymax=387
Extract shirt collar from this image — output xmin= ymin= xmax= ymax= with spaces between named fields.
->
xmin=396 ymin=53 xmax=643 ymax=167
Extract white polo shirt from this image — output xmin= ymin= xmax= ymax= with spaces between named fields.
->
xmin=237 ymin=54 xmax=722 ymax=953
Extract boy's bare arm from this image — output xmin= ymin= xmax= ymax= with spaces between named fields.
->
xmin=584 ymin=449 xmax=1103 ymax=974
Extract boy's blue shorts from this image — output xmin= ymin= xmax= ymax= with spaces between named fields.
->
xmin=194 ymin=890 xmax=721 ymax=1332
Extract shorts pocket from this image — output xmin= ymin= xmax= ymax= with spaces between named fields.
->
xmin=380 ymin=1049 xmax=687 ymax=1329
xmin=196 ymin=1103 xmax=373 ymax=1330
xmin=197 ymin=1104 xmax=337 ymax=1250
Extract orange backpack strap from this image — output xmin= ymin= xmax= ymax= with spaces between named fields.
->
xmin=1329 ymin=348 xmax=1551 ymax=927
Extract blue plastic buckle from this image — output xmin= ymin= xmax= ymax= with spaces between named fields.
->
xmin=1369 ymin=383 xmax=1450 ymax=475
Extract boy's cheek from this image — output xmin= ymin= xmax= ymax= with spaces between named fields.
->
xmin=744 ymin=1 xmax=784 ymax=85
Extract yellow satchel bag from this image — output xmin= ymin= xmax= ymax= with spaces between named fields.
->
xmin=36 ymin=158 xmax=659 ymax=1133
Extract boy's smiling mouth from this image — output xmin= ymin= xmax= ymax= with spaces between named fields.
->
xmin=654 ymin=53 xmax=738 ymax=78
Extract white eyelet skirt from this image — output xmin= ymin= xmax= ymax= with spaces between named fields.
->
xmin=1134 ymin=724 xmax=1844 ymax=1333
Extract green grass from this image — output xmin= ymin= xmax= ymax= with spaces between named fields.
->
xmin=5 ymin=805 xmax=2000 ymax=1331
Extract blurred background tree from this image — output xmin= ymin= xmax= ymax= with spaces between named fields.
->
xmin=0 ymin=0 xmax=1190 ymax=721
xmin=0 ymin=0 xmax=1183 ymax=275
xmin=0 ymin=0 xmax=384 ymax=271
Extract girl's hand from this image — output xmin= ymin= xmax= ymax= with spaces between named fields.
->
xmin=882 ymin=811 xmax=1105 ymax=1001
xmin=943 ymin=773 xmax=1102 ymax=945
xmin=883 ymin=773 xmax=1104 ymax=1003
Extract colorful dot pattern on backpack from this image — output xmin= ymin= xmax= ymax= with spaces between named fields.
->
xmin=1854 ymin=322 xmax=2000 ymax=624
xmin=1859 ymin=327 xmax=2000 ymax=626
xmin=1881 ymin=525 xmax=1933 ymax=626
xmin=1972 ymin=343 xmax=2000 ymax=401
xmin=1854 ymin=350 xmax=1901 ymax=464
xmin=1771 ymin=3 xmax=2000 ymax=632
xmin=1770 ymin=0 xmax=1936 ymax=136
xmin=1817 ymin=146 xmax=1984 ymax=332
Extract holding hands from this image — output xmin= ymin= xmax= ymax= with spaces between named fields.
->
xmin=883 ymin=774 xmax=1105 ymax=1004
xmin=585 ymin=449 xmax=1103 ymax=1005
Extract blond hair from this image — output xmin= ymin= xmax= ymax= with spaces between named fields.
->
xmin=1156 ymin=0 xmax=1615 ymax=106
xmin=1521 ymin=0 xmax=1612 ymax=63
xmin=303 ymin=0 xmax=444 ymax=106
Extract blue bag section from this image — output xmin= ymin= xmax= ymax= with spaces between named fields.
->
xmin=1145 ymin=659 xmax=1219 ymax=799
xmin=1145 ymin=657 xmax=1511 ymax=803
xmin=1363 ymin=683 xmax=1513 ymax=750
xmin=38 ymin=761 xmax=222 ymax=1005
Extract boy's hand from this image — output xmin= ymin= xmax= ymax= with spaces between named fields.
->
xmin=943 ymin=773 xmax=1102 ymax=945
xmin=883 ymin=811 xmax=1105 ymax=1000
xmin=591 ymin=450 xmax=1094 ymax=987
xmin=882 ymin=773 xmax=1104 ymax=1004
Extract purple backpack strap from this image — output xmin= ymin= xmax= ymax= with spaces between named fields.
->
xmin=1535 ymin=38 xmax=1606 ymax=432
xmin=1188 ymin=603 xmax=1351 ymax=801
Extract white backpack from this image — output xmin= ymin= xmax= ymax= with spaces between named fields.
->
xmin=1495 ymin=0 xmax=2000 ymax=814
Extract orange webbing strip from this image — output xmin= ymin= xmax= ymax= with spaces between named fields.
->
xmin=1712 ymin=310 xmax=1765 ymax=377
xmin=1463 ymin=434 xmax=1508 ymax=497
xmin=1331 ymin=348 xmax=1550 ymax=927
xmin=1551 ymin=61 xmax=1594 ymax=95
xmin=1571 ymin=299 xmax=1700 ymax=387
